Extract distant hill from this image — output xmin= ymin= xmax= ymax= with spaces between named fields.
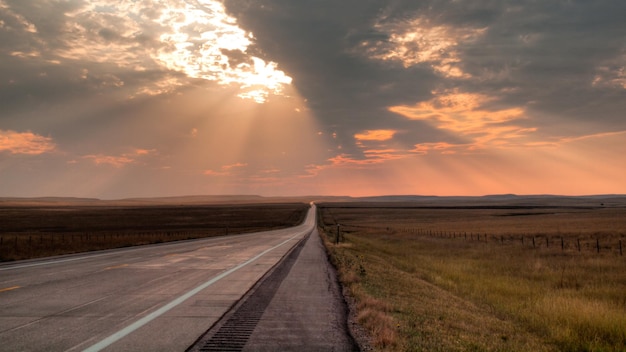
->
xmin=1 ymin=194 xmax=624 ymax=207
xmin=352 ymin=194 xmax=626 ymax=207
xmin=0 ymin=195 xmax=354 ymax=206
xmin=0 ymin=197 xmax=102 ymax=206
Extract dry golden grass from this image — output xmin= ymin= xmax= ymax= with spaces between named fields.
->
xmin=319 ymin=204 xmax=626 ymax=351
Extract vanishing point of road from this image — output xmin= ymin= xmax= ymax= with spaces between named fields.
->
xmin=0 ymin=205 xmax=357 ymax=351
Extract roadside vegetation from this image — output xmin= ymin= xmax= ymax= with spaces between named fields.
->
xmin=0 ymin=203 xmax=308 ymax=261
xmin=318 ymin=204 xmax=626 ymax=351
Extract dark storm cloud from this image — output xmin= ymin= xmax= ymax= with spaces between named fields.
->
xmin=0 ymin=0 xmax=168 ymax=112
xmin=454 ymin=2 xmax=626 ymax=113
xmin=224 ymin=0 xmax=626 ymax=153
xmin=222 ymin=0 xmax=444 ymax=154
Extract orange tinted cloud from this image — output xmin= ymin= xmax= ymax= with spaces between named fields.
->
xmin=0 ymin=129 xmax=56 ymax=155
xmin=363 ymin=148 xmax=406 ymax=161
xmin=82 ymin=149 xmax=155 ymax=167
xmin=222 ymin=162 xmax=248 ymax=170
xmin=83 ymin=154 xmax=134 ymax=167
xmin=203 ymin=162 xmax=248 ymax=176
xmin=390 ymin=91 xmax=525 ymax=132
xmin=412 ymin=142 xmax=470 ymax=155
xmin=302 ymin=148 xmax=405 ymax=178
xmin=354 ymin=129 xmax=397 ymax=141
xmin=559 ymin=130 xmax=626 ymax=144
xmin=391 ymin=90 xmax=531 ymax=153
xmin=133 ymin=148 xmax=156 ymax=155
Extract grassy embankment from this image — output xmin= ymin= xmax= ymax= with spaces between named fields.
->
xmin=0 ymin=203 xmax=308 ymax=261
xmin=318 ymin=204 xmax=626 ymax=351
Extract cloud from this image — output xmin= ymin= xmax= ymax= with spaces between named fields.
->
xmin=203 ymin=162 xmax=248 ymax=176
xmin=82 ymin=148 xmax=155 ymax=168
xmin=354 ymin=129 xmax=397 ymax=142
xmin=0 ymin=0 xmax=37 ymax=34
xmin=222 ymin=162 xmax=248 ymax=170
xmin=0 ymin=129 xmax=55 ymax=155
xmin=1 ymin=0 xmax=292 ymax=102
xmin=83 ymin=154 xmax=134 ymax=168
xmin=1 ymin=0 xmax=626 ymax=198
xmin=303 ymin=149 xmax=405 ymax=178
xmin=390 ymin=90 xmax=534 ymax=152
xmin=357 ymin=15 xmax=485 ymax=78
xmin=593 ymin=53 xmax=626 ymax=90
xmin=412 ymin=142 xmax=471 ymax=155
xmin=132 ymin=148 xmax=156 ymax=156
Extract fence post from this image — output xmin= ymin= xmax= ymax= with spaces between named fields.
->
xmin=620 ymin=240 xmax=623 ymax=256
xmin=561 ymin=237 xmax=564 ymax=250
xmin=596 ymin=238 xmax=600 ymax=253
xmin=577 ymin=238 xmax=581 ymax=252
xmin=532 ymin=237 xmax=535 ymax=248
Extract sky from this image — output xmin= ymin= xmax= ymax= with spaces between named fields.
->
xmin=1 ymin=0 xmax=625 ymax=199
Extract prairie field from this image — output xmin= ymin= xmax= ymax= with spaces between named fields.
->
xmin=318 ymin=203 xmax=626 ymax=351
xmin=0 ymin=203 xmax=308 ymax=261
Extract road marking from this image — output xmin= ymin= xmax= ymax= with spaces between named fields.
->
xmin=0 ymin=227 xmax=290 ymax=272
xmin=82 ymin=228 xmax=311 ymax=352
xmin=0 ymin=206 xmax=315 ymax=273
xmin=0 ymin=286 xmax=21 ymax=293
xmin=0 ymin=252 xmax=118 ymax=272
xmin=104 ymin=264 xmax=128 ymax=270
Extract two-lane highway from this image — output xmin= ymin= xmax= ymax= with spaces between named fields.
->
xmin=0 ymin=205 xmax=316 ymax=351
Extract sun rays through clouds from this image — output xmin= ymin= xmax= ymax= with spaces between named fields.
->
xmin=15 ymin=0 xmax=292 ymax=102
xmin=1 ymin=0 xmax=625 ymax=198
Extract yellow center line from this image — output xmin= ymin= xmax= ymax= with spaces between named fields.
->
xmin=0 ymin=286 xmax=21 ymax=293
xmin=104 ymin=264 xmax=129 ymax=270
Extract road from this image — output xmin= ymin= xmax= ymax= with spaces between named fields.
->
xmin=0 ymin=205 xmax=316 ymax=351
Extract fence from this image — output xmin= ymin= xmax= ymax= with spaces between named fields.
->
xmin=324 ymin=223 xmax=625 ymax=257
xmin=0 ymin=230 xmax=231 ymax=261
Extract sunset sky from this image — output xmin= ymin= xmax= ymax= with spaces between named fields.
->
xmin=1 ymin=0 xmax=625 ymax=199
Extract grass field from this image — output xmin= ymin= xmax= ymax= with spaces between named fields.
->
xmin=0 ymin=203 xmax=308 ymax=261
xmin=318 ymin=203 xmax=626 ymax=351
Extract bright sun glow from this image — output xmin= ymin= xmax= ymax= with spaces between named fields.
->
xmin=59 ymin=0 xmax=292 ymax=103
xmin=155 ymin=0 xmax=292 ymax=103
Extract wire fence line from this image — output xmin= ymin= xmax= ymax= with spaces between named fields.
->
xmin=0 ymin=230 xmax=233 ymax=261
xmin=321 ymin=223 xmax=625 ymax=257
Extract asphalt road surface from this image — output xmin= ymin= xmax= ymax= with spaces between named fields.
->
xmin=0 ymin=205 xmax=319 ymax=351
xmin=189 ymin=227 xmax=358 ymax=352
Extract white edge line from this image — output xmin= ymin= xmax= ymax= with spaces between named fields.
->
xmin=0 ymin=217 xmax=313 ymax=272
xmin=0 ymin=252 xmax=118 ymax=271
xmin=82 ymin=227 xmax=311 ymax=352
